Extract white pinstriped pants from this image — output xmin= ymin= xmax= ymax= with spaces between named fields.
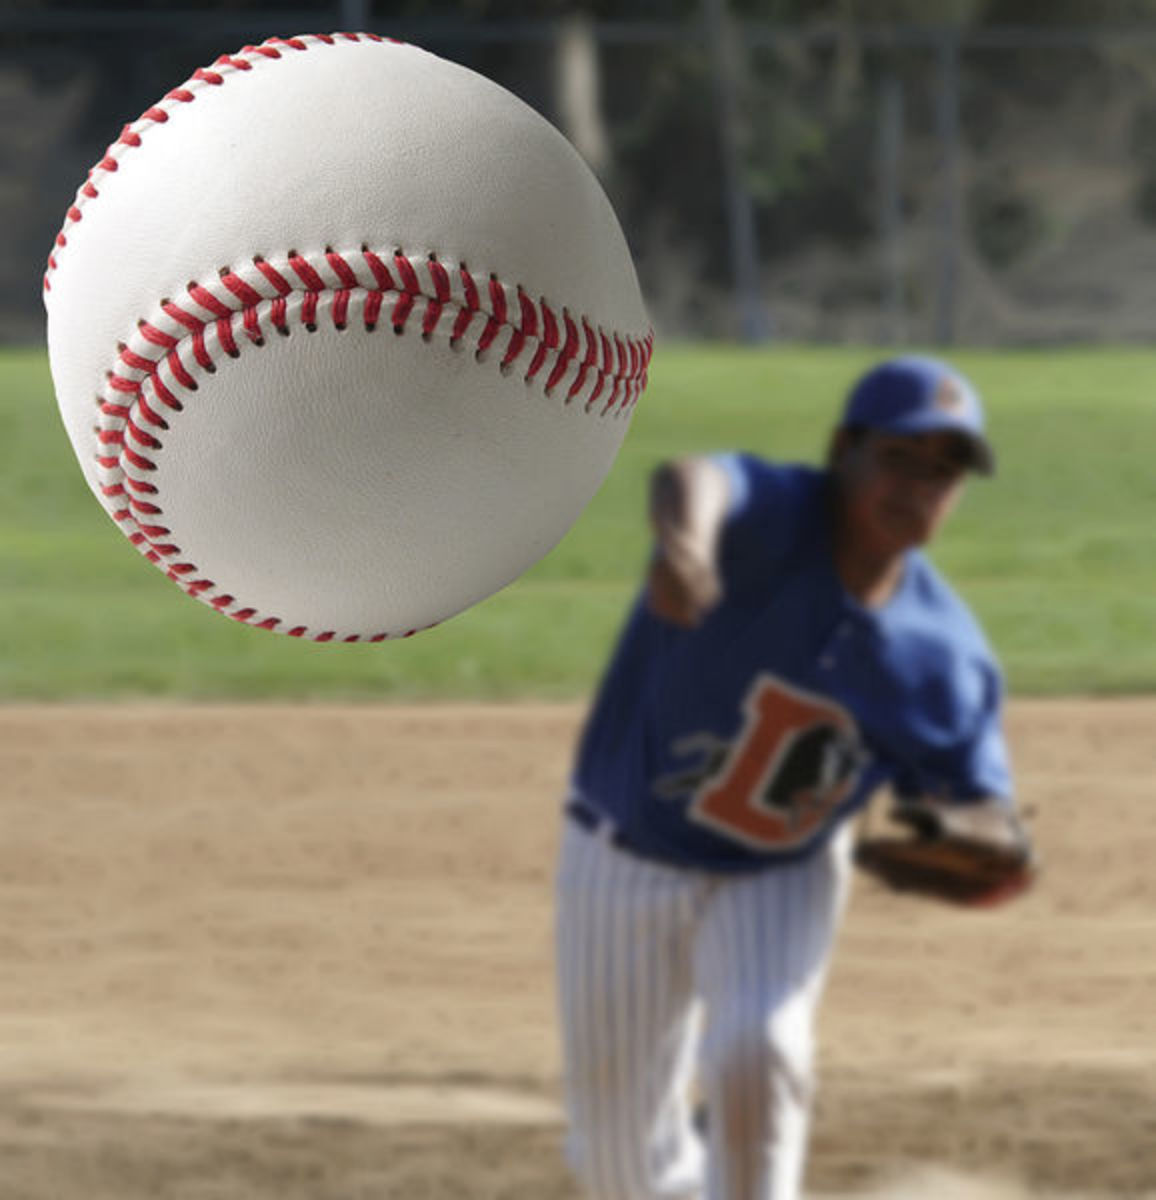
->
xmin=556 ymin=816 xmax=854 ymax=1200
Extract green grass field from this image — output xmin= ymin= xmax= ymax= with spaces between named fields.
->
xmin=3 ymin=345 xmax=1155 ymax=699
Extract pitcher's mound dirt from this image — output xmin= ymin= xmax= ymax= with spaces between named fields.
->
xmin=1 ymin=700 xmax=1153 ymax=1197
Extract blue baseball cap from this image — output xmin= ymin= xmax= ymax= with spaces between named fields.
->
xmin=840 ymin=356 xmax=995 ymax=476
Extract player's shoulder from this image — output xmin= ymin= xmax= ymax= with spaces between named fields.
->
xmin=888 ymin=553 xmax=1002 ymax=724
xmin=901 ymin=553 xmax=992 ymax=655
xmin=884 ymin=557 xmax=1008 ymax=777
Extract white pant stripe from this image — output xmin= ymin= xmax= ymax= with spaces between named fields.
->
xmin=615 ymin=851 xmax=643 ymax=1196
xmin=558 ymin=815 xmax=852 ymax=1200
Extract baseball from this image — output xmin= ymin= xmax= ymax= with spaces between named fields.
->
xmin=44 ymin=33 xmax=652 ymax=642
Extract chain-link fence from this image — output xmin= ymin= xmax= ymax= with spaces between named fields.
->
xmin=7 ymin=7 xmax=1156 ymax=345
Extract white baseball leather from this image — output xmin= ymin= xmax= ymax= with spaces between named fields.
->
xmin=44 ymin=33 xmax=651 ymax=641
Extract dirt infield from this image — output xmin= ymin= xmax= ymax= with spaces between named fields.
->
xmin=0 ymin=700 xmax=1153 ymax=1198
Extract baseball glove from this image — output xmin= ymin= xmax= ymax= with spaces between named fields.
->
xmin=854 ymin=800 xmax=1037 ymax=908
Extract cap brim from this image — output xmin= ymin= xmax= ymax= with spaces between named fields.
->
xmin=968 ymin=436 xmax=996 ymax=477
xmin=856 ymin=411 xmax=995 ymax=477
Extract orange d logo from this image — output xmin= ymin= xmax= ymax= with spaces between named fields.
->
xmin=686 ymin=674 xmax=865 ymax=851
xmin=934 ymin=375 xmax=965 ymax=413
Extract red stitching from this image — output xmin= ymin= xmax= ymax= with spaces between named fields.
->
xmin=327 ymin=249 xmax=358 ymax=289
xmin=428 ymin=258 xmax=451 ymax=303
xmin=394 ymin=254 xmax=421 ymax=295
xmin=162 ymin=300 xmax=202 ymax=333
xmin=332 ymin=288 xmax=350 ymax=329
xmin=122 ymin=446 xmax=155 ymax=472
xmin=118 ymin=344 xmax=153 ymax=373
xmin=90 ymin=246 xmax=651 ymax=640
xmin=518 ymin=290 xmax=538 ymax=339
xmin=460 ymin=265 xmax=480 ymax=311
xmin=363 ymin=249 xmax=394 ymax=291
xmin=599 ymin=331 xmax=613 ymax=375
xmin=254 ymin=256 xmax=292 ymax=295
xmin=49 ymin=31 xmax=654 ymax=640
xmin=562 ymin=310 xmax=579 ymax=360
xmin=363 ymin=290 xmax=383 ymax=330
xmin=188 ymin=283 xmax=231 ymax=319
xmin=544 ymin=356 xmax=569 ymax=395
xmin=194 ymin=329 xmax=216 ymax=365
xmin=422 ymin=299 xmax=443 ymax=339
xmin=606 ymin=377 xmax=622 ymax=413
xmin=567 ymin=366 xmax=588 ymax=402
xmin=525 ymin=339 xmax=550 ymax=382
xmin=450 ymin=307 xmax=473 ymax=344
xmin=138 ymin=320 xmax=176 ymax=349
xmin=581 ymin=319 xmax=598 ymax=368
xmin=242 ymin=306 xmax=263 ymax=343
xmin=541 ymin=302 xmax=560 ymax=349
xmin=106 ymin=373 xmax=139 ymax=395
xmin=135 ymin=393 xmax=167 ymax=431
xmin=488 ymin=276 xmax=507 ymax=325
xmin=301 ymin=291 xmax=319 ymax=328
xmin=476 ymin=316 xmax=500 ymax=353
xmin=391 ymin=291 xmax=415 ymax=331
xmin=151 ymin=374 xmax=182 ymax=411
xmin=546 ymin=310 xmax=580 ymax=397
xmin=501 ymin=329 xmax=526 ymax=368
xmin=220 ymin=270 xmax=262 ymax=307
xmin=289 ymin=253 xmax=325 ymax=292
xmin=166 ymin=349 xmax=196 ymax=390
xmin=43 ymin=34 xmax=397 ymax=293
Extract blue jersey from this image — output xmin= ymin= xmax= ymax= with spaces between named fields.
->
xmin=571 ymin=455 xmax=1012 ymax=873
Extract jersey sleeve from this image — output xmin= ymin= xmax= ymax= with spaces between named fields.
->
xmin=892 ymin=658 xmax=1014 ymax=805
xmin=710 ymin=453 xmax=801 ymax=601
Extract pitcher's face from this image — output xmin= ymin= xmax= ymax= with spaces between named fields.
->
xmin=837 ymin=431 xmax=972 ymax=553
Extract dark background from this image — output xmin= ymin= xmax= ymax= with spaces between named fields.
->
xmin=9 ymin=0 xmax=1156 ymax=343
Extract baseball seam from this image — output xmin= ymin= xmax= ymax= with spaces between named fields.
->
xmin=44 ymin=32 xmax=393 ymax=292
xmin=51 ymin=29 xmax=654 ymax=643
xmin=94 ymin=248 xmax=653 ymax=642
